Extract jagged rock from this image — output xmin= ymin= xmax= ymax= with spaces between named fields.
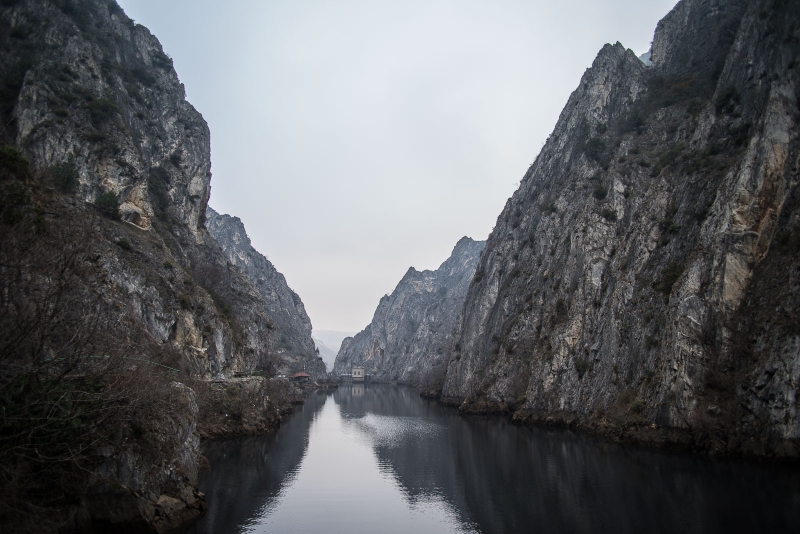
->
xmin=1 ymin=0 xmax=275 ymax=379
xmin=0 ymin=0 xmax=301 ymax=530
xmin=192 ymin=377 xmax=302 ymax=438
xmin=334 ymin=237 xmax=484 ymax=390
xmin=441 ymin=0 xmax=800 ymax=458
xmin=206 ymin=207 xmax=326 ymax=378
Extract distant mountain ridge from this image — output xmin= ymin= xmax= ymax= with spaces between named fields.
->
xmin=313 ymin=330 xmax=356 ymax=371
xmin=312 ymin=337 xmax=337 ymax=370
xmin=313 ymin=329 xmax=357 ymax=351
xmin=334 ymin=237 xmax=485 ymax=390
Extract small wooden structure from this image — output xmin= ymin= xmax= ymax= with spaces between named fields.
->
xmin=352 ymin=367 xmax=365 ymax=382
xmin=291 ymin=372 xmax=310 ymax=383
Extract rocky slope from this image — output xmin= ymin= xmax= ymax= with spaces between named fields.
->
xmin=206 ymin=207 xmax=326 ymax=378
xmin=0 ymin=0 xmax=298 ymax=530
xmin=313 ymin=337 xmax=338 ymax=370
xmin=441 ymin=0 xmax=800 ymax=458
xmin=1 ymin=0 xmax=275 ymax=379
xmin=335 ymin=237 xmax=484 ymax=389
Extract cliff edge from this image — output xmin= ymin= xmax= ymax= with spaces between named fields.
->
xmin=442 ymin=0 xmax=800 ymax=459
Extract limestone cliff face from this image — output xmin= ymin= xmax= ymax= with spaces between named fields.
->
xmin=1 ymin=0 xmax=276 ymax=378
xmin=206 ymin=207 xmax=326 ymax=378
xmin=334 ymin=237 xmax=485 ymax=388
xmin=0 ymin=0 xmax=287 ymax=529
xmin=11 ymin=0 xmax=210 ymax=234
xmin=441 ymin=0 xmax=800 ymax=457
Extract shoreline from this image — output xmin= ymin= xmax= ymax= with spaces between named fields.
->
xmin=433 ymin=391 xmax=800 ymax=463
xmin=195 ymin=377 xmax=339 ymax=440
xmin=196 ymin=377 xmax=799 ymax=463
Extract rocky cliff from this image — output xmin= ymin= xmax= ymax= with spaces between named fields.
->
xmin=334 ymin=237 xmax=485 ymax=389
xmin=206 ymin=207 xmax=326 ymax=378
xmin=1 ymin=0 xmax=276 ymax=379
xmin=441 ymin=0 xmax=800 ymax=458
xmin=0 ymin=1 xmax=295 ymax=530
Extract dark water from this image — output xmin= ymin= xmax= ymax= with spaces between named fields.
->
xmin=187 ymin=384 xmax=800 ymax=533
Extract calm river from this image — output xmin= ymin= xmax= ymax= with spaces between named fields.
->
xmin=186 ymin=384 xmax=800 ymax=533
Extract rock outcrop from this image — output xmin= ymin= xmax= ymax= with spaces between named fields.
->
xmin=0 ymin=0 xmax=303 ymax=530
xmin=1 ymin=0 xmax=275 ymax=380
xmin=313 ymin=337 xmax=338 ymax=370
xmin=334 ymin=237 xmax=485 ymax=390
xmin=441 ymin=0 xmax=800 ymax=458
xmin=206 ymin=207 xmax=326 ymax=378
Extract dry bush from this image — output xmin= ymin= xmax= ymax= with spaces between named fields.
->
xmin=189 ymin=377 xmax=295 ymax=438
xmin=0 ymin=210 xmax=189 ymax=532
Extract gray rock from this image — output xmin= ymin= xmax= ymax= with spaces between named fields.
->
xmin=441 ymin=0 xmax=800 ymax=457
xmin=2 ymin=0 xmax=280 ymax=379
xmin=0 ymin=0 xmax=307 ymax=528
xmin=206 ymin=207 xmax=326 ymax=378
xmin=334 ymin=237 xmax=485 ymax=390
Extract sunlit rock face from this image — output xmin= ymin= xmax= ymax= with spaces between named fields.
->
xmin=441 ymin=0 xmax=800 ymax=457
xmin=334 ymin=237 xmax=485 ymax=390
xmin=206 ymin=207 xmax=326 ymax=378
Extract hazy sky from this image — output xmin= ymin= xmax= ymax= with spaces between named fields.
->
xmin=116 ymin=0 xmax=677 ymax=332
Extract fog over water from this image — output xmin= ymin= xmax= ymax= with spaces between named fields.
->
xmin=117 ymin=0 xmax=678 ymax=331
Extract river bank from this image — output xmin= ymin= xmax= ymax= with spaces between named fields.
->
xmin=80 ymin=378 xmax=338 ymax=534
xmin=192 ymin=376 xmax=339 ymax=439
xmin=167 ymin=378 xmax=337 ymax=532
xmin=434 ymin=392 xmax=800 ymax=462
xmin=187 ymin=384 xmax=800 ymax=533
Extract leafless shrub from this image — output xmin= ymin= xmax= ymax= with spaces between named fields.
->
xmin=189 ymin=377 xmax=287 ymax=438
xmin=0 ymin=212 xmax=187 ymax=532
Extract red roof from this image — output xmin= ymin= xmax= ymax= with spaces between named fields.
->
xmin=292 ymin=372 xmax=310 ymax=378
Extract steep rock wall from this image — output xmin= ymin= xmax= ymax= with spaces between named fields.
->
xmin=442 ymin=0 xmax=800 ymax=458
xmin=206 ymin=207 xmax=326 ymax=378
xmin=0 ymin=0 xmax=291 ymax=530
xmin=335 ymin=237 xmax=484 ymax=389
xmin=0 ymin=0 xmax=275 ymax=379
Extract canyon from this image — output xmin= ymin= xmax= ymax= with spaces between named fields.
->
xmin=337 ymin=0 xmax=800 ymax=459
xmin=1 ymin=0 xmax=799 ymax=531
xmin=0 ymin=0 xmax=324 ymax=531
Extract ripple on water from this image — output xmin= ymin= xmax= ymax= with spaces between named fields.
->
xmin=347 ymin=413 xmax=444 ymax=448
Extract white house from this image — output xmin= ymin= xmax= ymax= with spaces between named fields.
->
xmin=352 ymin=367 xmax=365 ymax=382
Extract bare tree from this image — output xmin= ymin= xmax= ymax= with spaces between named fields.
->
xmin=0 ymin=205 xmax=189 ymax=532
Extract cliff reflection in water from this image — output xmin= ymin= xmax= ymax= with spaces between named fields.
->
xmin=186 ymin=392 xmax=327 ymax=534
xmin=189 ymin=385 xmax=800 ymax=534
xmin=334 ymin=384 xmax=799 ymax=534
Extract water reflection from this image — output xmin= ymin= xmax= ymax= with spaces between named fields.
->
xmin=189 ymin=384 xmax=800 ymax=533
xmin=185 ymin=392 xmax=327 ymax=533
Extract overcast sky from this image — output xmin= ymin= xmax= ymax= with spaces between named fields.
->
xmin=116 ymin=0 xmax=677 ymax=332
